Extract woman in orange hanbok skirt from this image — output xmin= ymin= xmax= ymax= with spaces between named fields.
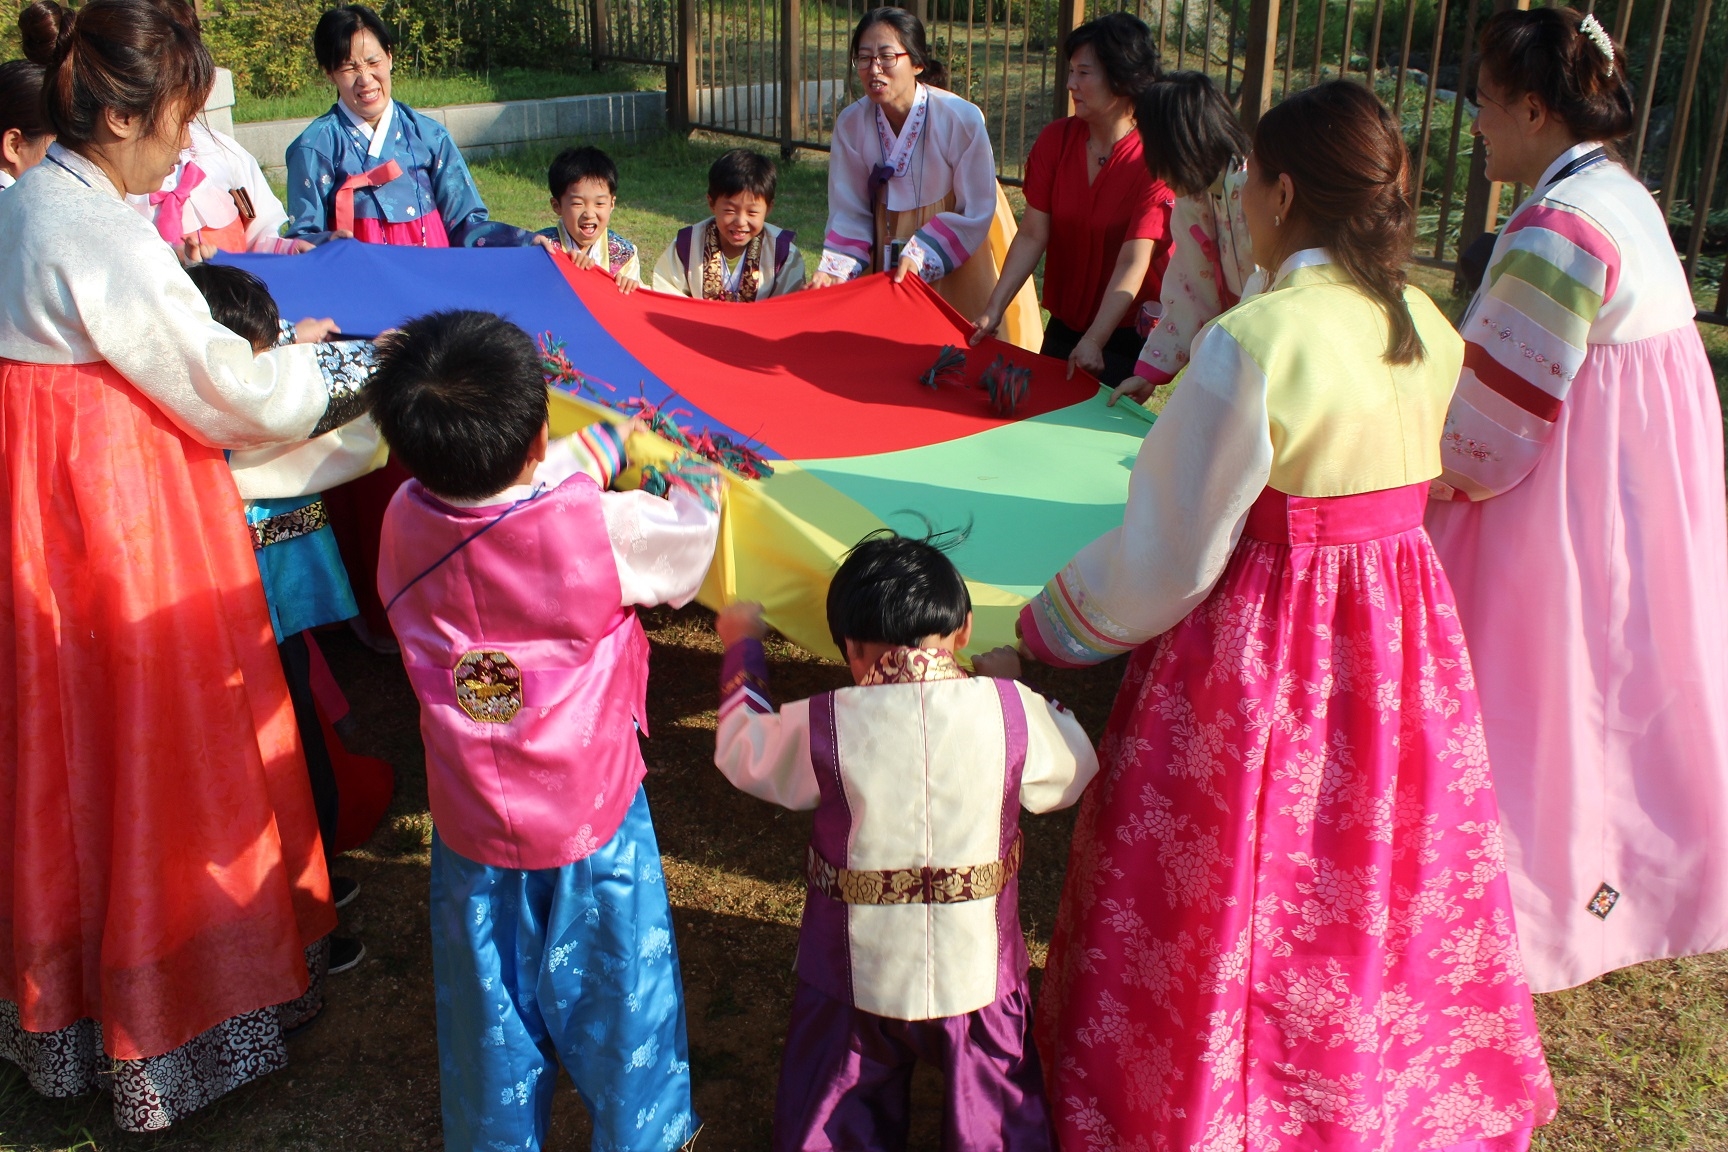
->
xmin=0 ymin=0 xmax=373 ymax=1130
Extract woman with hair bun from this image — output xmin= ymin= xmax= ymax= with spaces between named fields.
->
xmin=970 ymin=12 xmax=1174 ymax=384
xmin=0 ymin=59 xmax=53 ymax=188
xmin=811 ymin=7 xmax=1041 ymax=349
xmin=0 ymin=0 xmax=363 ymax=1129
xmin=1427 ymin=7 xmax=1728 ymax=993
xmin=1023 ymin=81 xmax=1555 ymax=1150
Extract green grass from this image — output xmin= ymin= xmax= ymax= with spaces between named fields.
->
xmin=234 ymin=65 xmax=666 ymax=123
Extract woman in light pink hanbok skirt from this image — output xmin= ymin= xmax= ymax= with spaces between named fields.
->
xmin=1425 ymin=7 xmax=1728 ymax=995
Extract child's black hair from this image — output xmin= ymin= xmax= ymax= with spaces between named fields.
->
xmin=547 ymin=144 xmax=619 ymax=200
xmin=826 ymin=529 xmax=971 ymax=652
xmin=708 ymin=147 xmax=777 ymax=204
xmin=0 ymin=59 xmax=52 ymax=144
xmin=313 ymin=4 xmax=393 ymax=72
xmin=185 ymin=262 xmax=282 ymax=354
xmin=368 ymin=310 xmax=550 ymax=503
xmin=1135 ymin=70 xmax=1251 ymax=197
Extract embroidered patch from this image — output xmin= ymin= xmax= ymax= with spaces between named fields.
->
xmin=453 ymin=650 xmax=523 ymax=723
xmin=1587 ymin=882 xmax=1621 ymax=920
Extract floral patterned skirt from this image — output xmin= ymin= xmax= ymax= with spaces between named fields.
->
xmin=1035 ymin=484 xmax=1557 ymax=1152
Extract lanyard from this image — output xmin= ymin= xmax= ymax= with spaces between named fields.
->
xmin=1543 ymin=146 xmax=1608 ymax=190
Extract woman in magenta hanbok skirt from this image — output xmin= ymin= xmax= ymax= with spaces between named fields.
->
xmin=1020 ymin=82 xmax=1555 ymax=1151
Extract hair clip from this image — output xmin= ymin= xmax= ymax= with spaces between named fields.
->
xmin=1579 ymin=13 xmax=1614 ymax=75
xmin=919 ymin=344 xmax=968 ymax=389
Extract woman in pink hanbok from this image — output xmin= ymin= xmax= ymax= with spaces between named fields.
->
xmin=1426 ymin=7 xmax=1728 ymax=993
xmin=1021 ymin=81 xmax=1555 ymax=1151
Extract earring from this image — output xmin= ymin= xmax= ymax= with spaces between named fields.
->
xmin=1273 ymin=213 xmax=1282 ymax=228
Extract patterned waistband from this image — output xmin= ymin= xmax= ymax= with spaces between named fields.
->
xmin=250 ymin=500 xmax=329 ymax=551
xmin=806 ymin=832 xmax=1023 ymax=905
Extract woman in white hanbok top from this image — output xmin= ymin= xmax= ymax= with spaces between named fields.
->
xmin=810 ymin=7 xmax=1040 ymax=349
xmin=0 ymin=0 xmax=372 ymax=1129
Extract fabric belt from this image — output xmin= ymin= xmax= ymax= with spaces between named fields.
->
xmin=806 ymin=831 xmax=1023 ymax=905
xmin=251 ymin=499 xmax=329 ymax=550
xmin=1242 ymin=483 xmax=1428 ymax=546
xmin=334 ymin=159 xmax=405 ymax=235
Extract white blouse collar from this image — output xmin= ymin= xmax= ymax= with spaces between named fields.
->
xmin=0 ymin=170 xmax=13 ymax=190
xmin=44 ymin=143 xmax=122 ymax=201
xmin=1271 ymin=247 xmax=1332 ymax=285
xmin=338 ymin=98 xmax=396 ymax=160
xmin=1537 ymin=140 xmax=1608 ymax=190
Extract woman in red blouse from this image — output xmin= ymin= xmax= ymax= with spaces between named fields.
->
xmin=970 ymin=12 xmax=1172 ymax=384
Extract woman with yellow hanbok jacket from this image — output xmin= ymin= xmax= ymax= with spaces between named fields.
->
xmin=1022 ymin=83 xmax=1555 ymax=1151
xmin=809 ymin=7 xmax=1040 ymax=351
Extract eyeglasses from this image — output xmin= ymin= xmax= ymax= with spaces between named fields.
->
xmin=853 ymin=50 xmax=910 ymax=71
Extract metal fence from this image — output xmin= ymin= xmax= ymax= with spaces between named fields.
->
xmin=586 ymin=0 xmax=1728 ymax=317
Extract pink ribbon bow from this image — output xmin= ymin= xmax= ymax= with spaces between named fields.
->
xmin=149 ymin=160 xmax=206 ymax=248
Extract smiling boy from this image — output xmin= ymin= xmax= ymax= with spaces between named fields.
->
xmin=536 ymin=145 xmax=641 ymax=292
xmin=651 ymin=148 xmax=806 ymax=301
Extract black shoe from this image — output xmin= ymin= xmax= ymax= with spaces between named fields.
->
xmin=331 ymin=875 xmax=360 ymax=909
xmin=328 ymin=937 xmax=365 ymax=974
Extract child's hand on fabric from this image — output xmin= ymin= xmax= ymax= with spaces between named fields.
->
xmin=615 ymin=275 xmax=641 ymax=295
xmin=971 ymin=646 xmax=1022 ymax=680
xmin=531 ymin=234 xmax=560 ymax=256
xmin=567 ymin=247 xmax=599 ymax=271
xmin=293 ymin=318 xmax=340 ymax=344
xmin=892 ymin=250 xmax=922 ymax=284
xmin=179 ymin=235 xmax=221 ymax=265
xmin=1107 ymin=376 xmax=1157 ymax=407
xmin=807 ymin=271 xmax=845 ymax=290
xmin=716 ymin=602 xmax=768 ymax=647
xmin=287 ymin=239 xmax=317 ymax=255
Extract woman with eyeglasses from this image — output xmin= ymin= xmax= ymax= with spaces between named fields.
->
xmin=1427 ymin=7 xmax=1728 ymax=994
xmin=810 ymin=7 xmax=1040 ymax=349
xmin=970 ymin=12 xmax=1173 ymax=385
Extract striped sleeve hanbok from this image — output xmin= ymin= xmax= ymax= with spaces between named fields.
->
xmin=1425 ymin=143 xmax=1728 ymax=993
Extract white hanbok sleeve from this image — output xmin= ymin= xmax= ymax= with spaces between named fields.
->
xmin=769 ymin=241 xmax=808 ymax=296
xmin=651 ymin=240 xmax=693 ymax=296
xmin=617 ymin=249 xmax=643 ymax=285
xmin=714 ymin=638 xmax=820 ymax=810
xmin=83 ymin=231 xmax=358 ymax=447
xmin=903 ymin=99 xmax=999 ymax=282
xmin=1020 ymin=323 xmax=1274 ymax=666
xmin=600 ymin=489 xmax=719 ymax=608
xmin=819 ymin=106 xmax=877 ymax=280
xmin=229 ymin=416 xmax=386 ymax=500
xmin=1013 ymin=682 xmax=1099 ymax=813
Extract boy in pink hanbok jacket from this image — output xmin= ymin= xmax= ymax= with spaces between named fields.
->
xmin=371 ymin=311 xmax=716 ymax=1152
xmin=711 ymin=533 xmax=1099 ymax=1152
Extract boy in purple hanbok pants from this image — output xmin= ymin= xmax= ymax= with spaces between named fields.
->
xmin=711 ymin=532 xmax=1099 ymax=1151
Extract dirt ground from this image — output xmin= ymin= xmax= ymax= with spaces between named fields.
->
xmin=5 ymin=607 xmax=1728 ymax=1151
